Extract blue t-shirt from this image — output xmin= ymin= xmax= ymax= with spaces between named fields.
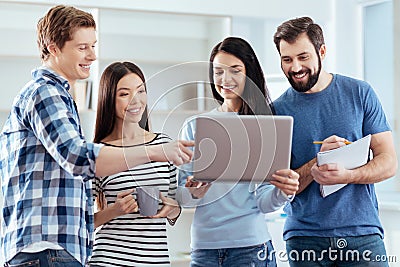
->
xmin=273 ymin=74 xmax=390 ymax=240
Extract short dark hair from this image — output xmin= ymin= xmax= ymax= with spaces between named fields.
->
xmin=273 ymin=16 xmax=324 ymax=55
xmin=209 ymin=37 xmax=274 ymax=115
xmin=37 ymin=5 xmax=96 ymax=61
xmin=94 ymin=62 xmax=149 ymax=144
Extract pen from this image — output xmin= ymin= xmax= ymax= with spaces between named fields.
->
xmin=313 ymin=141 xmax=352 ymax=145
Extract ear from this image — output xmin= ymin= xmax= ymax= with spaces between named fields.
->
xmin=47 ymin=43 xmax=59 ymax=57
xmin=319 ymin=44 xmax=327 ymax=60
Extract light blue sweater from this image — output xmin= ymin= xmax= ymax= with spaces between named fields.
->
xmin=177 ymin=109 xmax=290 ymax=249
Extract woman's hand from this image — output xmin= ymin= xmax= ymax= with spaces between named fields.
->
xmin=185 ymin=175 xmax=211 ymax=199
xmin=151 ymin=194 xmax=180 ymax=219
xmin=111 ymin=189 xmax=138 ymax=216
xmin=270 ymin=169 xmax=300 ymax=196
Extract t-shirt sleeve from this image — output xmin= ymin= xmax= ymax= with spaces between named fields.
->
xmin=361 ymin=83 xmax=391 ymax=135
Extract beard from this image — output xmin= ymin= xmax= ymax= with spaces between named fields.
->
xmin=287 ymin=57 xmax=322 ymax=93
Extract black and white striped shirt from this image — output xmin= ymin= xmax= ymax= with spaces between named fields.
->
xmin=90 ymin=133 xmax=177 ymax=267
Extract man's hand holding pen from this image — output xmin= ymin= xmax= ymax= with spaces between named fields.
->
xmin=311 ymin=134 xmax=352 ymax=185
xmin=313 ymin=135 xmax=352 ymax=152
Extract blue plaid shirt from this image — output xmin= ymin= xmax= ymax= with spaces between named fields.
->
xmin=0 ymin=67 xmax=103 ymax=265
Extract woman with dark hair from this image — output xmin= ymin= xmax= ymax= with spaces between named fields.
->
xmin=208 ymin=36 xmax=274 ymax=115
xmin=90 ymin=62 xmax=181 ymax=267
xmin=178 ymin=37 xmax=299 ymax=267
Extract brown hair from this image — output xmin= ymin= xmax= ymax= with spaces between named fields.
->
xmin=273 ymin=16 xmax=324 ymax=55
xmin=37 ymin=5 xmax=96 ymax=61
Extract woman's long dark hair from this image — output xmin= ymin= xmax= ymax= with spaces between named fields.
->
xmin=94 ymin=61 xmax=149 ymax=144
xmin=209 ymin=37 xmax=275 ymax=115
xmin=94 ymin=62 xmax=149 ymax=211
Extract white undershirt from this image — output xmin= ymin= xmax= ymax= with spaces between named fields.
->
xmin=21 ymin=241 xmax=63 ymax=253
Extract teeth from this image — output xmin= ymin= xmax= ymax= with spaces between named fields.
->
xmin=81 ymin=65 xmax=90 ymax=69
xmin=223 ymin=85 xmax=235 ymax=90
xmin=294 ymin=72 xmax=306 ymax=79
xmin=128 ymin=108 xmax=140 ymax=113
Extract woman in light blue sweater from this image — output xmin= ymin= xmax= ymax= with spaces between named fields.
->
xmin=178 ymin=37 xmax=299 ymax=267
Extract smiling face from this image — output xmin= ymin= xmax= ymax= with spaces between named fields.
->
xmin=212 ymin=52 xmax=246 ymax=103
xmin=279 ymin=33 xmax=325 ymax=93
xmin=115 ymin=73 xmax=147 ymax=125
xmin=48 ymin=27 xmax=97 ymax=85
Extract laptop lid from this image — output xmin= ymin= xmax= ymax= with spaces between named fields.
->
xmin=192 ymin=115 xmax=293 ymax=183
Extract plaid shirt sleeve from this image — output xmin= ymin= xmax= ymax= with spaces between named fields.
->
xmin=24 ymin=80 xmax=100 ymax=180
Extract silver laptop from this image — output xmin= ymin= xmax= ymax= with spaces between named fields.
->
xmin=192 ymin=115 xmax=293 ymax=183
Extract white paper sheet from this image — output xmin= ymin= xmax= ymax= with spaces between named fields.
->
xmin=316 ymin=134 xmax=371 ymax=197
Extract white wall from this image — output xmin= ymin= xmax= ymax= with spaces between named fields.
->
xmin=6 ymin=0 xmax=330 ymax=20
xmin=331 ymin=0 xmax=363 ymax=78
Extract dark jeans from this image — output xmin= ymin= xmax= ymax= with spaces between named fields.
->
xmin=190 ymin=241 xmax=277 ymax=267
xmin=5 ymin=249 xmax=83 ymax=267
xmin=285 ymin=234 xmax=389 ymax=267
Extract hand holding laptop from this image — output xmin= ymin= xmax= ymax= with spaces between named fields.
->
xmin=270 ymin=169 xmax=300 ymax=197
xmin=185 ymin=176 xmax=212 ymax=199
